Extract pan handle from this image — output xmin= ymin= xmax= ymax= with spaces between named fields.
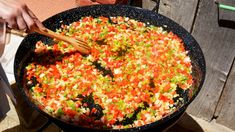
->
xmin=126 ymin=0 xmax=132 ymax=5
xmin=152 ymin=0 xmax=160 ymax=13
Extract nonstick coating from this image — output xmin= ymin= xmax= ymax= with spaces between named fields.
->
xmin=14 ymin=4 xmax=206 ymax=132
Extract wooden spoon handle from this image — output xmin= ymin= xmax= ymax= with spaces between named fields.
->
xmin=6 ymin=28 xmax=28 ymax=37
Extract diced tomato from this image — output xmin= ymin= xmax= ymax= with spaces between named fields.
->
xmin=164 ymin=83 xmax=171 ymax=92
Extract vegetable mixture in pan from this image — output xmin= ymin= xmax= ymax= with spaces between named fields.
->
xmin=25 ymin=16 xmax=193 ymax=129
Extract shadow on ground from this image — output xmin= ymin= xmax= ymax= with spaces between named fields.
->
xmin=166 ymin=112 xmax=204 ymax=132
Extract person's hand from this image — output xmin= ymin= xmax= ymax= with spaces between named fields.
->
xmin=0 ymin=0 xmax=44 ymax=31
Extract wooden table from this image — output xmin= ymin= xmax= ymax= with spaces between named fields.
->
xmin=140 ymin=0 xmax=235 ymax=130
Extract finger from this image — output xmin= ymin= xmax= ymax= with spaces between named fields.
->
xmin=24 ymin=6 xmax=46 ymax=31
xmin=16 ymin=15 xmax=27 ymax=30
xmin=34 ymin=19 xmax=46 ymax=31
xmin=26 ymin=7 xmax=46 ymax=31
xmin=6 ymin=17 xmax=18 ymax=29
xmin=21 ymin=8 xmax=35 ymax=30
xmin=0 ymin=1 xmax=18 ymax=29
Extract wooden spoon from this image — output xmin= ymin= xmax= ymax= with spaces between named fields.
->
xmin=7 ymin=26 xmax=91 ymax=54
xmin=31 ymin=26 xmax=91 ymax=55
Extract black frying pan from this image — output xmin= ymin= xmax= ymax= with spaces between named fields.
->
xmin=14 ymin=4 xmax=206 ymax=132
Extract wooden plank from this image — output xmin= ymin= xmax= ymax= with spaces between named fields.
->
xmin=215 ymin=58 xmax=235 ymax=130
xmin=214 ymin=1 xmax=235 ymax=129
xmin=186 ymin=0 xmax=235 ymax=122
xmin=141 ymin=0 xmax=199 ymax=32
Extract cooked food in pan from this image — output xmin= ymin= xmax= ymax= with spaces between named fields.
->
xmin=24 ymin=16 xmax=193 ymax=129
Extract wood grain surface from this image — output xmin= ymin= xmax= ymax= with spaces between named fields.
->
xmin=186 ymin=0 xmax=235 ymax=128
xmin=215 ymin=58 xmax=235 ymax=130
xmin=142 ymin=0 xmax=199 ymax=32
xmin=212 ymin=1 xmax=235 ymax=130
